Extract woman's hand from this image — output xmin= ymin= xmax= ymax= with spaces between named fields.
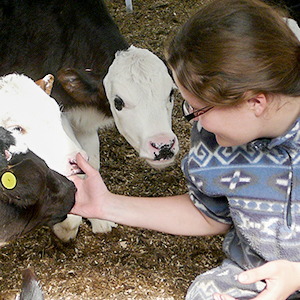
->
xmin=213 ymin=260 xmax=300 ymax=300
xmin=68 ymin=155 xmax=230 ymax=236
xmin=69 ymin=153 xmax=110 ymax=219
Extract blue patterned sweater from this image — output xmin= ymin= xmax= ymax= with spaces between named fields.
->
xmin=182 ymin=118 xmax=300 ymax=270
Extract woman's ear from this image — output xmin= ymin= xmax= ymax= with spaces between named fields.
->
xmin=247 ymin=93 xmax=268 ymax=117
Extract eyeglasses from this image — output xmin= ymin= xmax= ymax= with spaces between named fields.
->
xmin=182 ymin=100 xmax=214 ymax=122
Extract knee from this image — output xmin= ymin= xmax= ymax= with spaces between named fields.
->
xmin=186 ymin=272 xmax=217 ymax=300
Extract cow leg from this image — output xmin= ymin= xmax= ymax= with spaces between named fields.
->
xmin=42 ymin=114 xmax=85 ymax=241
xmin=74 ymin=129 xmax=118 ymax=234
xmin=52 ymin=214 xmax=83 ymax=242
xmin=89 ymin=218 xmax=118 ymax=233
xmin=61 ymin=114 xmax=83 ymax=150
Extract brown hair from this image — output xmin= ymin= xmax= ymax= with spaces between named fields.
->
xmin=165 ymin=0 xmax=300 ymax=107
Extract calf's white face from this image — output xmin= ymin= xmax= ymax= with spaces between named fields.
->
xmin=104 ymin=46 xmax=179 ymax=168
xmin=0 ymin=74 xmax=85 ymax=176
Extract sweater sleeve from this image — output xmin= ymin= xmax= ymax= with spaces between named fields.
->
xmin=183 ymin=156 xmax=233 ymax=225
xmin=182 ymin=123 xmax=232 ymax=224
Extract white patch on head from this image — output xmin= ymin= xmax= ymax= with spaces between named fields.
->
xmin=103 ymin=45 xmax=179 ymax=167
xmin=0 ymin=73 xmax=86 ymax=176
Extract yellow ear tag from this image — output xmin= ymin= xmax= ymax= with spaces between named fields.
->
xmin=1 ymin=172 xmax=17 ymax=189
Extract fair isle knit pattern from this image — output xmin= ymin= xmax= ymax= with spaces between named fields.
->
xmin=182 ymin=119 xmax=300 ymax=269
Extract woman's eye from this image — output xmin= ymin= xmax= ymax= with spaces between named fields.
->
xmin=114 ymin=96 xmax=125 ymax=111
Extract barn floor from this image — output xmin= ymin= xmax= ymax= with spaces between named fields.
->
xmin=0 ymin=0 xmax=226 ymax=299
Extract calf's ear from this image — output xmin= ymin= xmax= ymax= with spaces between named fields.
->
xmin=35 ymin=74 xmax=54 ymax=95
xmin=57 ymin=68 xmax=107 ymax=103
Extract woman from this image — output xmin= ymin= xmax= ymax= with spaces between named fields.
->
xmin=70 ymin=0 xmax=300 ymax=299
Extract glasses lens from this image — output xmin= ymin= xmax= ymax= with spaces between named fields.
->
xmin=182 ymin=100 xmax=192 ymax=116
xmin=182 ymin=100 xmax=214 ymax=122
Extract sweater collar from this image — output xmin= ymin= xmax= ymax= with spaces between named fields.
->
xmin=267 ymin=117 xmax=300 ymax=149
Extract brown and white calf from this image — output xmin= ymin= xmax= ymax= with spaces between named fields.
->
xmin=0 ymin=73 xmax=88 ymax=242
xmin=0 ymin=125 xmax=76 ymax=246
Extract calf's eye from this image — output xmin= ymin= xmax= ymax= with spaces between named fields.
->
xmin=114 ymin=96 xmax=125 ymax=111
xmin=12 ymin=126 xmax=24 ymax=133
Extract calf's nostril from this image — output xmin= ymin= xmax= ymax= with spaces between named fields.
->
xmin=151 ymin=139 xmax=175 ymax=151
xmin=69 ymin=159 xmax=85 ymax=175
xmin=69 ymin=159 xmax=77 ymax=166
xmin=152 ymin=139 xmax=176 ymax=161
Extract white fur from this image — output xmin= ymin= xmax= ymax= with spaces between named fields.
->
xmin=0 ymin=74 xmax=87 ymax=176
xmin=104 ymin=45 xmax=179 ymax=168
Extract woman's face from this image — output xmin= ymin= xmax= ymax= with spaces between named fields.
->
xmin=173 ymin=74 xmax=262 ymax=147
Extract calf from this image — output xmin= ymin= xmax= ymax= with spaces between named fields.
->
xmin=0 ymin=73 xmax=86 ymax=177
xmin=0 ymin=73 xmax=92 ymax=242
xmin=0 ymin=127 xmax=75 ymax=246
